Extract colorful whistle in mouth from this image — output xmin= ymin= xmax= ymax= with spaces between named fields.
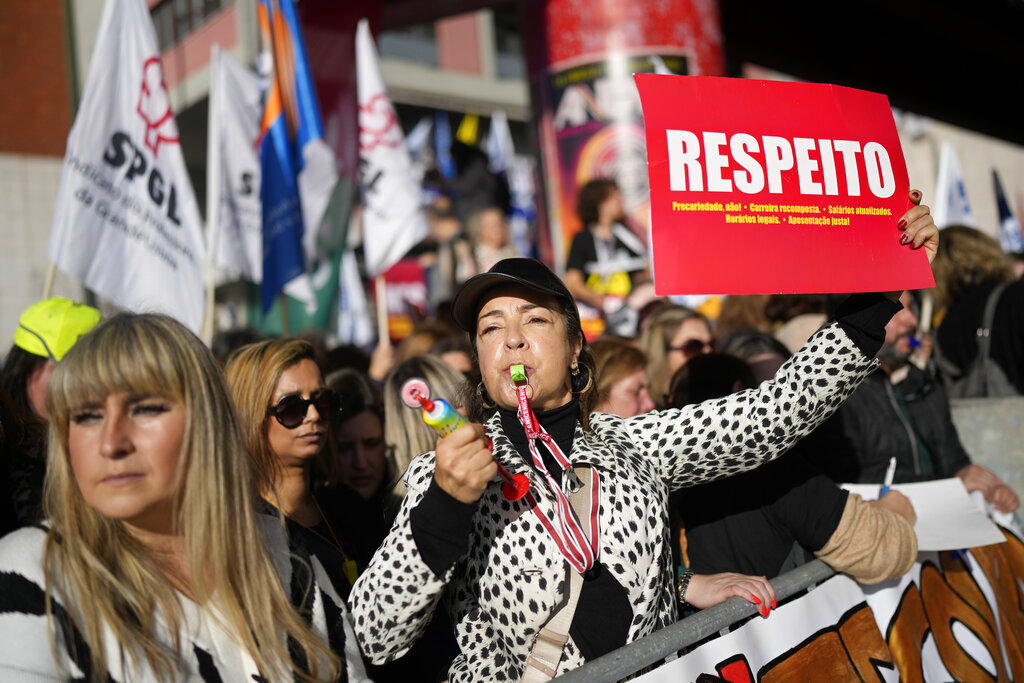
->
xmin=511 ymin=364 xmax=527 ymax=384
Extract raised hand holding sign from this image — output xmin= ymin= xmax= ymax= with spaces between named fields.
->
xmin=635 ymin=75 xmax=935 ymax=295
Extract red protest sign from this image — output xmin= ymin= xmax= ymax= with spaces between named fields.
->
xmin=635 ymin=75 xmax=934 ymax=294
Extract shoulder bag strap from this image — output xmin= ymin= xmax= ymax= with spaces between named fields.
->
xmin=975 ymin=283 xmax=1009 ymax=368
xmin=964 ymin=282 xmax=1009 ymax=396
xmin=932 ymin=283 xmax=1009 ymax=396
xmin=521 ymin=467 xmax=594 ymax=682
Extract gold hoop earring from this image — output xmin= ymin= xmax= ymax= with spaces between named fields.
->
xmin=476 ymin=382 xmax=496 ymax=409
xmin=571 ymin=364 xmax=593 ymax=394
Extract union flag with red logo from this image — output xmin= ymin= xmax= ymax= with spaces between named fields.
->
xmin=48 ymin=0 xmax=206 ymax=332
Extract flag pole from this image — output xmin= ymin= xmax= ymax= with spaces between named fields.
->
xmin=375 ymin=274 xmax=390 ymax=348
xmin=279 ymin=293 xmax=290 ymax=337
xmin=42 ymin=263 xmax=57 ymax=299
xmin=200 ymin=44 xmax=223 ymax=346
xmin=918 ymin=291 xmax=934 ymax=334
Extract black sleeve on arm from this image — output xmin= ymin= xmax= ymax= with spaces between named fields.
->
xmin=831 ymin=293 xmax=903 ymax=358
xmin=566 ymin=231 xmax=591 ymax=274
xmin=410 ymin=478 xmax=478 ymax=577
xmin=765 ymin=454 xmax=850 ymax=552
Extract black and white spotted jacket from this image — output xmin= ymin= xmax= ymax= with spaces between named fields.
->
xmin=0 ymin=516 xmax=371 ymax=682
xmin=350 ymin=315 xmax=886 ymax=682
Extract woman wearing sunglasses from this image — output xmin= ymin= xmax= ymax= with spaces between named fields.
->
xmin=639 ymin=305 xmax=714 ymax=408
xmin=226 ymin=339 xmax=359 ymax=593
xmin=0 ymin=314 xmax=367 ymax=681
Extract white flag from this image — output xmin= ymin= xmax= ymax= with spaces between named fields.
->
xmin=933 ymin=141 xmax=976 ymax=229
xmin=356 ymin=18 xmax=427 ymax=276
xmin=406 ymin=115 xmax=433 ymax=164
xmin=507 ymin=155 xmax=537 ymax=258
xmin=48 ymin=0 xmax=205 ymax=332
xmin=336 ymin=249 xmax=374 ymax=346
xmin=486 ymin=110 xmax=514 ymax=174
xmin=405 ymin=115 xmax=433 ymax=192
xmin=208 ymin=45 xmax=262 ymax=284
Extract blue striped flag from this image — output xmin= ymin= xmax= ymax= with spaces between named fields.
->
xmin=256 ymin=0 xmax=336 ymax=312
xmin=434 ymin=110 xmax=456 ymax=179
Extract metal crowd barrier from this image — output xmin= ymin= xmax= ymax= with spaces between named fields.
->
xmin=553 ymin=559 xmax=837 ymax=682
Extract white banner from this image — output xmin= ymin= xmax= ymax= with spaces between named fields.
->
xmin=48 ymin=0 xmax=205 ymax=332
xmin=209 ymin=45 xmax=262 ymax=284
xmin=638 ymin=528 xmax=1024 ymax=682
xmin=356 ymin=18 xmax=427 ymax=276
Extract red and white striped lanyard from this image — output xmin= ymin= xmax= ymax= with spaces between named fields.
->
xmin=517 ymin=386 xmax=601 ymax=573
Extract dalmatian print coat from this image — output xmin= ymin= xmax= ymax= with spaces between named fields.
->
xmin=350 ymin=322 xmax=877 ymax=682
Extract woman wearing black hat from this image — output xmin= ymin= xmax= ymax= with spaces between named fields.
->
xmin=350 ymin=201 xmax=938 ymax=682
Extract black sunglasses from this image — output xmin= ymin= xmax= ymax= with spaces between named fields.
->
xmin=665 ymin=338 xmax=713 ymax=358
xmin=266 ymin=389 xmax=341 ymax=428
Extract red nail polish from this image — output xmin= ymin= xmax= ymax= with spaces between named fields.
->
xmin=897 ymin=218 xmax=908 ymax=230
xmin=900 ymin=234 xmax=910 ymax=245
xmin=772 ymin=597 xmax=777 ymax=609
xmin=750 ymin=594 xmax=761 ymax=604
xmin=762 ymin=606 xmax=769 ymax=618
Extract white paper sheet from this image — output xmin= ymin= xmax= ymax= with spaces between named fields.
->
xmin=843 ymin=478 xmax=1005 ymax=551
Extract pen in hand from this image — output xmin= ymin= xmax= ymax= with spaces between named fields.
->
xmin=879 ymin=456 xmax=897 ymax=497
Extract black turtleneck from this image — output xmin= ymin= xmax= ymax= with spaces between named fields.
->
xmin=410 ymin=398 xmax=632 ymax=663
xmin=498 ymin=399 xmax=579 ymax=486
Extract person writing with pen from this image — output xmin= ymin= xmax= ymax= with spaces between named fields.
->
xmin=349 ymin=194 xmax=938 ymax=682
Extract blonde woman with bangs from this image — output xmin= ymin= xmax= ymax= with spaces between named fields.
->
xmin=0 ymin=313 xmax=369 ymax=682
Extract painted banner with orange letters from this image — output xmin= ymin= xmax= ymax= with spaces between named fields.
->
xmin=638 ymin=528 xmax=1024 ymax=682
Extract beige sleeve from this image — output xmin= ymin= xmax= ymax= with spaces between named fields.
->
xmin=814 ymin=493 xmax=918 ymax=584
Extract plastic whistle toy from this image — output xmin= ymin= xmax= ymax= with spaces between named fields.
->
xmin=401 ymin=377 xmax=529 ymax=501
xmin=510 ymin=364 xmax=540 ymax=437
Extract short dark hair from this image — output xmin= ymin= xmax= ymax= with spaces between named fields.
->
xmin=326 ymin=368 xmax=384 ymax=426
xmin=576 ymin=178 xmax=619 ymax=227
xmin=1 ymin=345 xmax=48 ymax=428
xmin=667 ymin=353 xmax=756 ymax=407
xmin=466 ymin=290 xmax=597 ymax=431
xmin=718 ymin=331 xmax=791 ymax=363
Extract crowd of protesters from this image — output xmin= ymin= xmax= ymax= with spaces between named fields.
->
xmin=1 ymin=170 xmax=1022 ymax=681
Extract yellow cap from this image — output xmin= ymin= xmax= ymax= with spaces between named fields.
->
xmin=13 ymin=297 xmax=101 ymax=362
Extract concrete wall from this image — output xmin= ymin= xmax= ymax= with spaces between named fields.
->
xmin=0 ymin=153 xmax=87 ymax=347
xmin=899 ymin=117 xmax=1024 ymax=239
xmin=950 ymin=396 xmax=1024 ymax=502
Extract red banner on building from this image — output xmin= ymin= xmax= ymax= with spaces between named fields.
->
xmin=635 ymin=75 xmax=935 ymax=294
